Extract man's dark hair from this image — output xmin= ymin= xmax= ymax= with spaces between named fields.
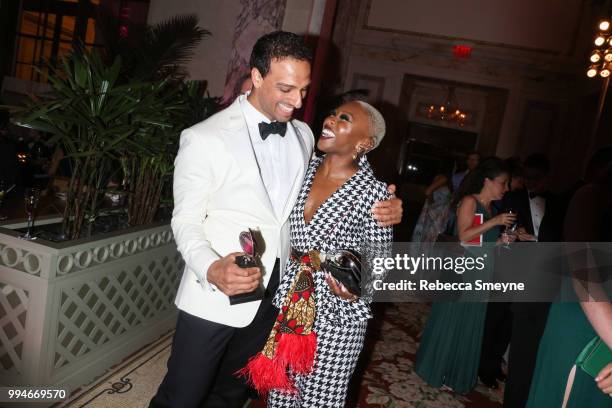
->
xmin=249 ymin=31 xmax=312 ymax=77
xmin=523 ymin=153 xmax=550 ymax=176
xmin=504 ymin=156 xmax=523 ymax=178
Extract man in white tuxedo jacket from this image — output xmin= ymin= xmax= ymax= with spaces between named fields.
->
xmin=150 ymin=32 xmax=402 ymax=408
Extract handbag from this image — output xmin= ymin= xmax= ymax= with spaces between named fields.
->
xmin=576 ymin=336 xmax=612 ymax=378
xmin=312 ymin=197 xmax=364 ymax=297
xmin=562 ymin=336 xmax=612 ymax=408
xmin=321 ymin=249 xmax=362 ymax=296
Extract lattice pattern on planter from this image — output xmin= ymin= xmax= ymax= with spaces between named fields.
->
xmin=53 ymin=253 xmax=183 ymax=370
xmin=56 ymin=229 xmax=175 ymax=276
xmin=0 ymin=282 xmax=29 ymax=375
xmin=0 ymin=243 xmax=44 ymax=277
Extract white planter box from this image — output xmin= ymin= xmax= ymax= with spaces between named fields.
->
xmin=0 ymin=218 xmax=181 ymax=398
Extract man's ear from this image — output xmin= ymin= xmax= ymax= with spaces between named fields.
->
xmin=251 ymin=68 xmax=263 ymax=88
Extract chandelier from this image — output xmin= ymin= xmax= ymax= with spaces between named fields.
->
xmin=587 ymin=20 xmax=612 ymax=78
xmin=424 ymin=86 xmax=468 ymax=127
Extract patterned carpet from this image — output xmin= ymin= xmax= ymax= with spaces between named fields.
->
xmin=60 ymin=303 xmax=504 ymax=407
xmin=250 ymin=303 xmax=504 ymax=408
xmin=346 ymin=303 xmax=503 ymax=407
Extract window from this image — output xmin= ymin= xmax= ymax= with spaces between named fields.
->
xmin=13 ymin=0 xmax=100 ymax=82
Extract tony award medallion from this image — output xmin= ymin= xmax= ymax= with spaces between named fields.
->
xmin=229 ymin=229 xmax=265 ymax=305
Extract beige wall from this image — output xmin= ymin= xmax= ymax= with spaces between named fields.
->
xmin=147 ymin=0 xmax=242 ymax=96
xmin=367 ymin=0 xmax=583 ymax=54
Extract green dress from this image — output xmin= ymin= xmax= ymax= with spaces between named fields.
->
xmin=527 ymin=186 xmax=612 ymax=407
xmin=415 ymin=201 xmax=499 ymax=394
xmin=526 ymin=297 xmax=611 ymax=407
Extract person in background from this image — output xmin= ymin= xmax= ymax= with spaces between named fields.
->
xmin=560 ymin=146 xmax=612 ymax=213
xmin=411 ymin=169 xmax=452 ymax=253
xmin=501 ymin=153 xmax=565 ymax=406
xmin=505 ymin=157 xmax=524 ymax=192
xmin=452 ymin=151 xmax=480 ymax=192
xmin=526 ymin=153 xmax=612 ymax=407
xmin=415 ymin=157 xmax=516 ymax=394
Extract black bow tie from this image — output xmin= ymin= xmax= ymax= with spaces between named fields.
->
xmin=529 ymin=191 xmax=546 ymax=199
xmin=258 ymin=121 xmax=287 ymax=140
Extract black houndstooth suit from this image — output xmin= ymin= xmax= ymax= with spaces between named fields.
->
xmin=268 ymin=155 xmax=393 ymax=407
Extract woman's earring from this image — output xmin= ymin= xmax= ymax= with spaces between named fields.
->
xmin=353 ymin=146 xmax=364 ymax=160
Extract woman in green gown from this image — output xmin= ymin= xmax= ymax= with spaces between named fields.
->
xmin=526 ymin=168 xmax=612 ymax=407
xmin=415 ymin=157 xmax=517 ymax=394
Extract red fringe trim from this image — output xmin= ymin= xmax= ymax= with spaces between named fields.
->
xmin=236 ymin=353 xmax=294 ymax=396
xmin=276 ymin=332 xmax=317 ymax=374
xmin=236 ymin=332 xmax=317 ymax=396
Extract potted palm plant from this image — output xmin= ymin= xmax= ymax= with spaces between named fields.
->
xmin=18 ymin=50 xmax=188 ymax=239
xmin=0 ymin=15 xmax=219 ymax=394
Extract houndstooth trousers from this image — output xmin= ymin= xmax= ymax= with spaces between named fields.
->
xmin=267 ymin=155 xmax=393 ymax=407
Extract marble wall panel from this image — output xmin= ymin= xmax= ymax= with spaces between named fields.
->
xmin=221 ymin=0 xmax=287 ymax=104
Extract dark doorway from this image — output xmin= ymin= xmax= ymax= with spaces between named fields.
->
xmin=398 ymin=122 xmax=478 ymax=186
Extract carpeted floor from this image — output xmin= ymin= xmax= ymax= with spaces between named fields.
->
xmin=348 ymin=303 xmax=503 ymax=407
xmin=58 ymin=303 xmax=504 ymax=407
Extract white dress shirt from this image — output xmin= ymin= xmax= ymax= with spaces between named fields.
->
xmin=241 ymin=97 xmax=293 ymax=219
xmin=528 ymin=192 xmax=546 ymax=240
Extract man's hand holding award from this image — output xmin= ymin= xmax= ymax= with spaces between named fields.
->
xmin=207 ymin=229 xmax=265 ymax=305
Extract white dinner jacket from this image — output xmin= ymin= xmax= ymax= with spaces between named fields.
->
xmin=171 ymin=95 xmax=314 ymax=327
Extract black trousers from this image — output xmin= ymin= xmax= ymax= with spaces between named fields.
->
xmin=479 ymin=302 xmax=512 ymax=379
xmin=503 ymin=302 xmax=551 ymax=408
xmin=150 ymin=259 xmax=280 ymax=408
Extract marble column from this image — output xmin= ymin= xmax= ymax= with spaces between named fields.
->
xmin=221 ymin=0 xmax=287 ymax=104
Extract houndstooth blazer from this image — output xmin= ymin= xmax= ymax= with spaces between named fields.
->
xmin=273 ymin=154 xmax=393 ymax=325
